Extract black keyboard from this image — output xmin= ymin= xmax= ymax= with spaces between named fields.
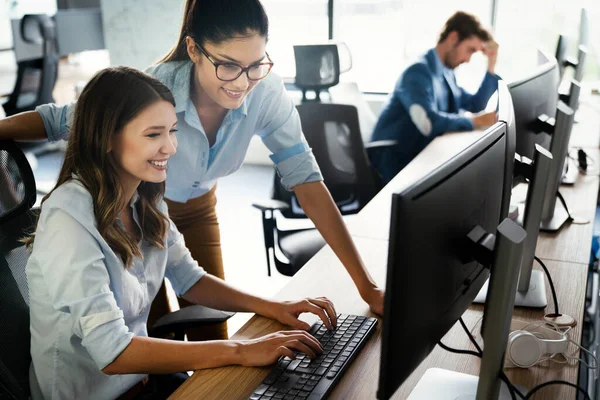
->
xmin=248 ymin=314 xmax=378 ymax=400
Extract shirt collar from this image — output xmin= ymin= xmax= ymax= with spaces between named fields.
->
xmin=429 ymin=48 xmax=446 ymax=78
xmin=173 ymin=61 xmax=248 ymax=117
xmin=129 ymin=190 xmax=140 ymax=207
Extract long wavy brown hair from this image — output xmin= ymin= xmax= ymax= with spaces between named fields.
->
xmin=25 ymin=66 xmax=175 ymax=267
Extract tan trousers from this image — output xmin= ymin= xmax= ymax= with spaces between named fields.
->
xmin=147 ymin=185 xmax=228 ymax=341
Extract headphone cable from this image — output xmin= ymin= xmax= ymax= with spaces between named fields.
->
xmin=438 ymin=318 xmax=592 ymax=399
xmin=534 ymin=256 xmax=560 ymax=317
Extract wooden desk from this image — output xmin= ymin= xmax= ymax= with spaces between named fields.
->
xmin=349 ymin=138 xmax=600 ymax=266
xmin=171 ymin=119 xmax=598 ymax=399
xmin=348 ymin=130 xmax=486 ymax=241
xmin=170 ymin=237 xmax=588 ymax=400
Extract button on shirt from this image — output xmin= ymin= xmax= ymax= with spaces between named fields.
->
xmin=27 ymin=180 xmax=206 ymax=399
xmin=35 ymin=61 xmax=323 ymax=203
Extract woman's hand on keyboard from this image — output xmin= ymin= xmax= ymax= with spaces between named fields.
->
xmin=270 ymin=297 xmax=338 ymax=330
xmin=236 ymin=330 xmax=323 ymax=366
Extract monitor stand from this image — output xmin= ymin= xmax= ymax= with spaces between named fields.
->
xmin=517 ymin=202 xmax=569 ymax=233
xmin=473 ymin=269 xmax=547 ymax=308
xmin=539 ymin=200 xmax=570 ymax=232
xmin=561 ymin=159 xmax=577 ymax=185
xmin=408 ymin=368 xmax=519 ymax=400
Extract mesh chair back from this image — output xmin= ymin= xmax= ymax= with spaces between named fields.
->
xmin=0 ymin=141 xmax=38 ymax=399
xmin=293 ymin=44 xmax=340 ymax=91
xmin=272 ymin=103 xmax=378 ymax=218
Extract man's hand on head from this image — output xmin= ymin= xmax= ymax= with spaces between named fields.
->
xmin=483 ymin=39 xmax=499 ymax=74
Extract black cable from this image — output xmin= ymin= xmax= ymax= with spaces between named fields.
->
xmin=437 ymin=340 xmax=481 ymax=358
xmin=458 ymin=318 xmax=523 ymax=399
xmin=442 ymin=318 xmax=592 ymax=399
xmin=436 ymin=341 xmax=520 ymax=400
xmin=459 ymin=317 xmax=482 ymax=353
xmin=534 ymin=256 xmax=560 ymax=317
xmin=522 ymin=380 xmax=591 ymax=400
xmin=556 ymin=191 xmax=575 ymax=223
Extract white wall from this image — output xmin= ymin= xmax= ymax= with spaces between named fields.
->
xmin=99 ymin=0 xmax=184 ymax=69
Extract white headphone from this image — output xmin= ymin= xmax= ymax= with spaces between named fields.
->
xmin=507 ymin=324 xmax=569 ymax=368
xmin=505 ymin=321 xmax=597 ymax=369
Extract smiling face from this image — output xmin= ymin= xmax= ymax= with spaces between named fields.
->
xmin=110 ymin=100 xmax=178 ymax=192
xmin=186 ymin=33 xmax=269 ymax=110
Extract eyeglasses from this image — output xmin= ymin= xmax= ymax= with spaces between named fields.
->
xmin=195 ymin=43 xmax=274 ymax=82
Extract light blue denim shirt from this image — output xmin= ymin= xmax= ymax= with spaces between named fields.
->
xmin=35 ymin=61 xmax=323 ymax=202
xmin=26 ymin=180 xmax=206 ymax=399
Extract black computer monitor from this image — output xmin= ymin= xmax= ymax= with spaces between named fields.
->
xmin=555 ymin=35 xmax=567 ymax=80
xmin=508 ymin=50 xmax=559 ymax=160
xmin=497 ymin=80 xmax=516 ymax=221
xmin=377 ymin=121 xmax=524 ymax=399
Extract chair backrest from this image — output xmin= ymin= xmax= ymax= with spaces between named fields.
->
xmin=328 ymin=81 xmax=378 ymax=143
xmin=4 ymin=14 xmax=59 ymax=116
xmin=272 ymin=103 xmax=379 ymax=218
xmin=294 ymin=44 xmax=340 ymax=102
xmin=0 ymin=140 xmax=38 ymax=399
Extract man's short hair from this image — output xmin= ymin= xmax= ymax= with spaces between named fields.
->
xmin=438 ymin=11 xmax=491 ymax=44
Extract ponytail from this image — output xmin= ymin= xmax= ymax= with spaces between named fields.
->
xmin=159 ymin=0 xmax=269 ymax=64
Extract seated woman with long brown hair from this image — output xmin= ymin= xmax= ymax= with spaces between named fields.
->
xmin=25 ymin=66 xmax=336 ymax=400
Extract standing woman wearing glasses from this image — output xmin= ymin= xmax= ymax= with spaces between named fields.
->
xmin=0 ymin=0 xmax=384 ymax=341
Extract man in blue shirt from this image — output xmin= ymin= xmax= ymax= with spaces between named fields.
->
xmin=370 ymin=11 xmax=500 ymax=183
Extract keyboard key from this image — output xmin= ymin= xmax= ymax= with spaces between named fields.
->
xmin=286 ymin=359 xmax=302 ymax=371
xmin=264 ymin=369 xmax=284 ymax=385
xmin=250 ymin=314 xmax=377 ymax=400
xmin=254 ymin=384 xmax=269 ymax=395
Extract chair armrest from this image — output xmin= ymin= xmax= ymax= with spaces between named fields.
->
xmin=364 ymin=140 xmax=401 ymax=161
xmin=252 ymin=199 xmax=290 ymax=212
xmin=149 ymin=305 xmax=235 ymax=339
xmin=364 ymin=140 xmax=400 ymax=150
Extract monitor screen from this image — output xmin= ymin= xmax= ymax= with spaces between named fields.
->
xmin=377 ymin=121 xmax=508 ymax=399
xmin=508 ymin=50 xmax=559 ymax=160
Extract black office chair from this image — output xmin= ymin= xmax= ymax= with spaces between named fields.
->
xmin=3 ymin=15 xmax=59 ymax=116
xmin=2 ymin=14 xmax=64 ymax=160
xmin=253 ymin=104 xmax=398 ymax=277
xmin=0 ymin=141 xmax=232 ymax=399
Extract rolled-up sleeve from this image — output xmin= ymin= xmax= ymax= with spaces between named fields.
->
xmin=34 ymin=208 xmax=133 ymax=370
xmin=35 ymin=102 xmax=76 ymax=142
xmin=165 ymin=219 xmax=206 ymax=296
xmin=257 ymin=79 xmax=323 ymax=191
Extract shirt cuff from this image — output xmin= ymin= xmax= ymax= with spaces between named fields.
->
xmin=81 ymin=317 xmax=134 ymax=370
xmin=167 ymin=263 xmax=206 ymax=297
xmin=35 ymin=104 xmax=69 ymax=142
xmin=275 ymin=150 xmax=323 ymax=191
xmin=269 ymin=142 xmax=309 ymax=164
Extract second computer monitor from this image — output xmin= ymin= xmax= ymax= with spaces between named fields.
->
xmin=378 ymin=121 xmax=509 ymax=399
xmin=508 ymin=50 xmax=559 ymax=160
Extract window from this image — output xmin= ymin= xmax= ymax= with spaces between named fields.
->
xmin=334 ymin=0 xmax=492 ymax=93
xmin=262 ymin=0 xmax=598 ymax=94
xmin=494 ymin=0 xmax=599 ymax=82
xmin=262 ymin=0 xmax=329 ymax=79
